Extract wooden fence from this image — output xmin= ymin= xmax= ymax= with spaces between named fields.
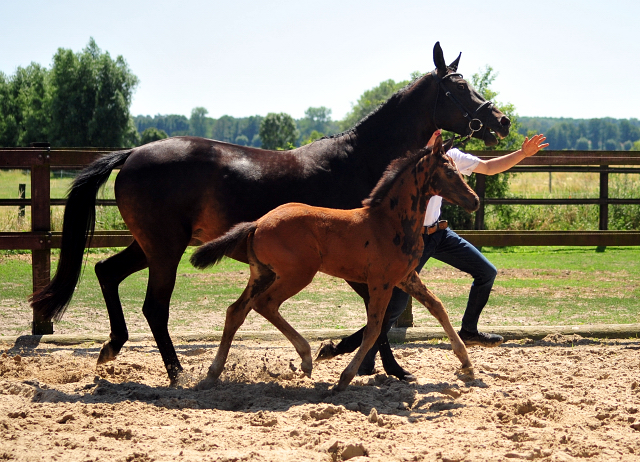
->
xmin=1 ymin=146 xmax=640 ymax=334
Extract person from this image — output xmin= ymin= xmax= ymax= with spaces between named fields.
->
xmin=356 ymin=131 xmax=549 ymax=376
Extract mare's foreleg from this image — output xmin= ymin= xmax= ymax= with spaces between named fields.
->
xmin=315 ymin=280 xmax=368 ymax=361
xmin=398 ymin=272 xmax=471 ymax=368
xmin=95 ymin=241 xmax=148 ymax=365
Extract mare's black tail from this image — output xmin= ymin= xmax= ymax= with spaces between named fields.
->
xmin=190 ymin=222 xmax=257 ymax=269
xmin=29 ymin=149 xmax=134 ymax=321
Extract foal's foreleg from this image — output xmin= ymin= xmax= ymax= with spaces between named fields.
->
xmin=398 ymin=272 xmax=471 ymax=368
xmin=335 ymin=292 xmax=391 ymax=392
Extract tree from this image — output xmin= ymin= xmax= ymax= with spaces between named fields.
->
xmin=189 ymin=106 xmax=210 ymax=137
xmin=48 ymin=38 xmax=139 ymax=147
xmin=301 ymin=130 xmax=324 ymax=145
xmin=575 ymin=137 xmax=591 ymax=150
xmin=259 ymin=112 xmax=299 ymax=150
xmin=297 ymin=106 xmax=339 ymax=142
xmin=0 ymin=64 xmax=50 ymax=147
xmin=140 ymin=127 xmax=168 ymax=144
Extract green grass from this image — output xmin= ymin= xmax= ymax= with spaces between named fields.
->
xmin=1 ymin=246 xmax=639 ymax=338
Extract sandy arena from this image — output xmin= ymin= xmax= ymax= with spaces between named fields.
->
xmin=1 ymin=334 xmax=639 ymax=461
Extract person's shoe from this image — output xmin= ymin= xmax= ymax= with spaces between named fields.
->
xmin=458 ymin=328 xmax=503 ymax=347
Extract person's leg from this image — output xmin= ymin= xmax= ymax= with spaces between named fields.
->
xmin=431 ymin=228 xmax=502 ymax=346
xmin=358 ymin=232 xmax=440 ymax=374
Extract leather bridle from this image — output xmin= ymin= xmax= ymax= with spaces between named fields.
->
xmin=431 ymin=69 xmax=493 ymax=147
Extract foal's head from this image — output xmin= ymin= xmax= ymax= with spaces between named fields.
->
xmin=419 ymin=134 xmax=479 ymax=212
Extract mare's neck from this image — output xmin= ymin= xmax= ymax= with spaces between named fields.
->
xmin=348 ymin=73 xmax=439 ymax=180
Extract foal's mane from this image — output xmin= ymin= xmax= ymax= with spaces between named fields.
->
xmin=362 ymin=146 xmax=433 ymax=208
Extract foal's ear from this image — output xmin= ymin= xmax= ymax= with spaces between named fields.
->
xmin=433 ymin=133 xmax=443 ymax=153
xmin=448 ymin=52 xmax=461 ymax=72
xmin=433 ymin=42 xmax=447 ymax=76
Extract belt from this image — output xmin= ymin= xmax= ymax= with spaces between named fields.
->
xmin=424 ymin=220 xmax=448 ymax=235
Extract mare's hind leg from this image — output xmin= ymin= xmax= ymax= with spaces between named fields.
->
xmin=398 ymin=271 xmax=471 ymax=368
xmin=141 ymin=235 xmax=191 ymax=385
xmin=95 ymin=241 xmax=148 ymax=365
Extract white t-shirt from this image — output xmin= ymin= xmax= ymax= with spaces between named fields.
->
xmin=423 ymin=148 xmax=480 ymax=227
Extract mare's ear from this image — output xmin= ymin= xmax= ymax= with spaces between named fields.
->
xmin=443 ymin=137 xmax=454 ymax=152
xmin=433 ymin=42 xmax=447 ymax=76
xmin=448 ymin=52 xmax=461 ymax=72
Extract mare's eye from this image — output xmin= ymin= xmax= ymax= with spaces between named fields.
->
xmin=457 ymin=83 xmax=465 ymax=90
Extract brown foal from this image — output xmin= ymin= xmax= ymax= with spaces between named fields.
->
xmin=191 ymin=134 xmax=479 ymax=391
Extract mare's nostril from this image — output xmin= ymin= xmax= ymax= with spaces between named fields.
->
xmin=500 ymin=116 xmax=511 ymax=127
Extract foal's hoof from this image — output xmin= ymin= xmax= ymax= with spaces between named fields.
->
xmin=96 ymin=342 xmax=118 ymax=365
xmin=315 ymin=341 xmax=338 ymax=361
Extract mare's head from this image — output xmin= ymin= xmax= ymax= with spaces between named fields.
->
xmin=431 ymin=42 xmax=511 ymax=146
xmin=420 ymin=134 xmax=479 ymax=212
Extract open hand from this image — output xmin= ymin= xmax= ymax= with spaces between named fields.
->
xmin=521 ymin=134 xmax=549 ymax=157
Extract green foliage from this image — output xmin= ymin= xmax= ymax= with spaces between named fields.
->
xmin=297 ymin=106 xmax=339 ymax=143
xmin=519 ymin=116 xmax=640 ymax=150
xmin=339 ymin=78 xmax=411 ymax=131
xmin=134 ymin=114 xmax=190 ymax=137
xmin=301 ymin=130 xmax=324 ymax=145
xmin=140 ymin=127 xmax=168 ymax=144
xmin=259 ymin=112 xmax=299 ymax=150
xmin=48 ymin=38 xmax=139 ymax=147
xmin=0 ymin=64 xmax=50 ymax=147
xmin=189 ymin=106 xmax=210 ymax=137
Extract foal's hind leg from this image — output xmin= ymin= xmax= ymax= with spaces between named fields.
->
xmin=398 ymin=271 xmax=471 ymax=368
xmin=95 ymin=241 xmax=148 ymax=365
xmin=197 ymin=254 xmax=279 ymax=390
xmin=250 ymin=269 xmax=317 ymax=377
xmin=196 ymin=285 xmax=256 ymax=391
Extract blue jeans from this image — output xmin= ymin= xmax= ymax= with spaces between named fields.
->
xmin=360 ymin=227 xmax=497 ymax=371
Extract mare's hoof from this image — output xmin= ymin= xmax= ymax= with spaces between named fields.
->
xmin=195 ymin=376 xmax=219 ymax=391
xmin=96 ymin=342 xmax=118 ymax=365
xmin=315 ymin=341 xmax=338 ymax=361
xmin=400 ymin=373 xmax=417 ymax=382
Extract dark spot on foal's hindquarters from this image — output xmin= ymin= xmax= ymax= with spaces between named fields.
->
xmin=389 ymin=197 xmax=398 ymax=210
xmin=393 ymin=233 xmax=401 ymax=246
xmin=364 ymin=241 xmax=369 ymax=248
xmin=383 ymin=283 xmax=389 ymax=290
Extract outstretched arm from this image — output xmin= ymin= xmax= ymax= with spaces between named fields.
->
xmin=473 ymin=134 xmax=549 ymax=176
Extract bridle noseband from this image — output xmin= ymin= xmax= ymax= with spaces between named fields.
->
xmin=431 ymin=69 xmax=493 ymax=147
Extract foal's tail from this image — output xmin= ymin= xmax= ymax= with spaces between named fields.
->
xmin=190 ymin=222 xmax=257 ymax=269
xmin=29 ymin=149 xmax=134 ymax=321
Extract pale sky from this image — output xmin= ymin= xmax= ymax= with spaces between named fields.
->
xmin=1 ymin=0 xmax=638 ymax=121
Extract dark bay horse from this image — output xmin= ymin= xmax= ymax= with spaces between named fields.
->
xmin=30 ymin=42 xmax=510 ymax=384
xmin=190 ymin=134 xmax=477 ymax=391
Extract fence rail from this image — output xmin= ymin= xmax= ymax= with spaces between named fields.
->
xmin=2 ymin=147 xmax=640 ymax=334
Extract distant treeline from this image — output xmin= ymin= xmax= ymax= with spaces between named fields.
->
xmin=133 ymin=108 xmax=340 ymax=148
xmin=518 ymin=117 xmax=640 ymax=151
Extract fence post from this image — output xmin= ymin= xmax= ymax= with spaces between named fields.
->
xmin=18 ymin=183 xmax=26 ymax=218
xmin=31 ymin=147 xmax=53 ymax=335
xmin=474 ymin=173 xmax=486 ymax=230
xmin=596 ymin=165 xmax=609 ymax=252
xmin=394 ymin=298 xmax=414 ymax=328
